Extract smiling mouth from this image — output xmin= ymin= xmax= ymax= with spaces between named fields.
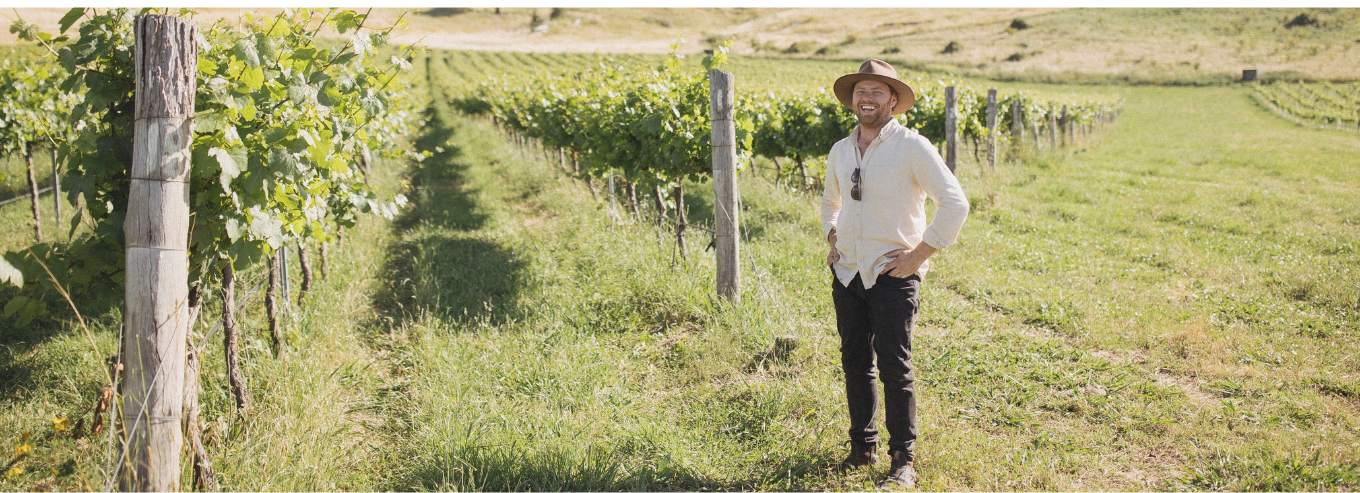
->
xmin=859 ymin=104 xmax=877 ymax=113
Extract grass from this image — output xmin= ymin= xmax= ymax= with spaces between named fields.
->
xmin=2 ymin=50 xmax=1359 ymax=491
xmin=374 ymin=58 xmax=1359 ymax=490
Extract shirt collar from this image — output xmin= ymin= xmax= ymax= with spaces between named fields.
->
xmin=850 ymin=117 xmax=905 ymax=144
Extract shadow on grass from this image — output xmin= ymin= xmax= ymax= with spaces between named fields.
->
xmin=0 ymin=261 xmax=121 ymax=404
xmin=397 ymin=440 xmax=840 ymax=492
xmin=374 ymin=105 xmax=528 ymax=329
xmin=377 ymin=233 xmax=526 ymax=328
xmin=0 ymin=309 xmax=61 ymax=403
xmin=394 ymin=107 xmax=489 ymax=234
xmin=397 ymin=443 xmax=709 ymax=492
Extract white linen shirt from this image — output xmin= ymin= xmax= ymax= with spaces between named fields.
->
xmin=821 ymin=118 xmax=970 ymax=290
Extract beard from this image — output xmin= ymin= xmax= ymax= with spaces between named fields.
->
xmin=855 ymin=101 xmax=894 ymax=128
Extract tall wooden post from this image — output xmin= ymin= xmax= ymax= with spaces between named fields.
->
xmin=944 ymin=86 xmax=958 ymax=174
xmin=51 ymin=148 xmax=61 ymax=226
xmin=1060 ymin=105 xmax=1069 ymax=147
xmin=709 ymin=68 xmax=740 ymax=303
xmin=986 ymin=89 xmax=997 ymax=171
xmin=25 ymin=142 xmax=42 ymax=242
xmin=1012 ymin=98 xmax=1023 ymax=142
xmin=279 ymin=246 xmax=290 ymax=307
xmin=1047 ymin=111 xmax=1057 ymax=149
xmin=607 ymin=169 xmax=620 ymax=223
xmin=123 ymin=14 xmax=196 ymax=492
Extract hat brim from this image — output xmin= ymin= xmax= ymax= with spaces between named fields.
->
xmin=834 ymin=74 xmax=915 ymax=115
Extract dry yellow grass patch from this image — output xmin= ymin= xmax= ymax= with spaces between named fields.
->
xmin=9 ymin=8 xmax=1357 ymax=81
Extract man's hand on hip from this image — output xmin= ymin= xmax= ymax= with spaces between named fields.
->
xmin=884 ymin=241 xmax=938 ymax=278
xmin=826 ymin=229 xmax=840 ymax=266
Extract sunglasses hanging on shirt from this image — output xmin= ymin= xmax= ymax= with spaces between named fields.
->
xmin=851 ymin=167 xmax=862 ymax=201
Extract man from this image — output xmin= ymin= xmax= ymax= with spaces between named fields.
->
xmin=821 ymin=59 xmax=969 ymax=488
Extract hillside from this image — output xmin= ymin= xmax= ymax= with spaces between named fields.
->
xmin=4 ymin=8 xmax=1359 ymax=83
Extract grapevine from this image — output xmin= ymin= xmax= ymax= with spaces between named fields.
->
xmin=461 ymin=54 xmax=1119 ymax=199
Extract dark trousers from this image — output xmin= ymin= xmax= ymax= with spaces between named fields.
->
xmin=831 ymin=270 xmax=920 ymax=460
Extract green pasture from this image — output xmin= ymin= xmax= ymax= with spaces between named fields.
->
xmin=0 ymin=50 xmax=1357 ymax=490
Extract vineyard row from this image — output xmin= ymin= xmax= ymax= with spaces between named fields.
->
xmin=448 ymin=49 xmax=1121 ymax=204
xmin=1253 ymin=81 xmax=1360 ymax=132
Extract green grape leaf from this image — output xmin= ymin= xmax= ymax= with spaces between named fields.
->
xmin=307 ymin=130 xmax=333 ymax=161
xmin=225 ymin=217 xmax=244 ymax=242
xmin=232 ymin=37 xmax=260 ymax=68
xmin=198 ymin=56 xmax=219 ymax=75
xmin=194 ymin=110 xmax=224 ymax=133
xmin=268 ymin=148 xmax=303 ymax=178
xmin=332 ymin=52 xmax=358 ymax=67
xmin=359 ymin=95 xmax=383 ymax=115
xmin=18 ymin=298 xmax=48 ymax=326
xmin=240 ymin=65 xmax=264 ymax=91
xmin=4 ymin=295 xmax=29 ymax=317
xmin=333 ymin=10 xmax=362 ymax=34
xmin=8 ymin=19 xmax=38 ymax=42
xmin=287 ymin=77 xmax=316 ymax=103
xmin=209 ymin=146 xmax=245 ymax=188
xmin=263 ymin=126 xmax=288 ymax=146
xmin=58 ymin=8 xmax=87 ymax=34
xmin=247 ymin=208 xmax=283 ymax=250
xmin=291 ymin=46 xmax=318 ymax=63
xmin=0 ymin=256 xmax=23 ymax=287
xmin=253 ymin=32 xmax=277 ymax=61
xmin=317 ymin=81 xmax=343 ymax=107
xmin=239 ymin=99 xmax=257 ymax=121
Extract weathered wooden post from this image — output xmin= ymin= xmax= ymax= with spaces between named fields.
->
xmin=1047 ymin=111 xmax=1058 ymax=149
xmin=1068 ymin=108 xmax=1077 ymax=142
xmin=122 ymin=14 xmax=195 ymax=491
xmin=276 ymin=245 xmax=290 ymax=322
xmin=607 ymin=169 xmax=620 ymax=223
xmin=24 ymin=142 xmax=41 ymax=242
xmin=1011 ymin=98 xmax=1023 ymax=142
xmin=986 ymin=89 xmax=997 ymax=171
xmin=944 ymin=86 xmax=958 ymax=174
xmin=710 ymin=68 xmax=740 ymax=303
xmin=51 ymin=148 xmax=61 ymax=226
xmin=358 ymin=144 xmax=372 ymax=185
xmin=266 ymin=253 xmax=282 ymax=356
xmin=1059 ymin=105 xmax=1068 ymax=147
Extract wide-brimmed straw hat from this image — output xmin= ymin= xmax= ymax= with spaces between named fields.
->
xmin=833 ymin=59 xmax=915 ymax=115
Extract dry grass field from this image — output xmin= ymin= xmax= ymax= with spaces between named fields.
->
xmin=5 ymin=8 xmax=1359 ymax=83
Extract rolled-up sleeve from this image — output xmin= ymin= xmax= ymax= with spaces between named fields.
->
xmin=910 ymin=140 xmax=969 ymax=249
xmin=820 ymin=149 xmax=843 ymax=241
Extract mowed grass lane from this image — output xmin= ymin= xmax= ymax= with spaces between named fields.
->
xmin=939 ymin=85 xmax=1360 ymax=489
xmin=383 ymin=58 xmax=1359 ymax=491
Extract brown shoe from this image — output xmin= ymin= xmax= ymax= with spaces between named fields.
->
xmin=880 ymin=450 xmax=918 ymax=488
xmin=834 ymin=442 xmax=878 ymax=473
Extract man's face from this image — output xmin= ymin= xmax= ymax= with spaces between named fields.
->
xmin=853 ymin=80 xmax=896 ymax=127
